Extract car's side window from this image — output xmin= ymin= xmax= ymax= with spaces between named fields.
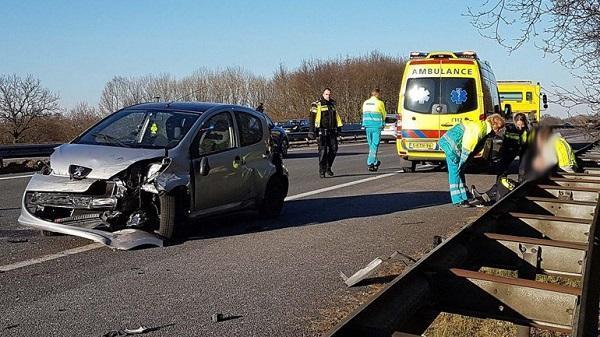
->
xmin=235 ymin=111 xmax=263 ymax=147
xmin=197 ymin=112 xmax=235 ymax=155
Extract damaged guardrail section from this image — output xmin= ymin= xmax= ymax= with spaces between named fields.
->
xmin=327 ymin=143 xmax=600 ymax=337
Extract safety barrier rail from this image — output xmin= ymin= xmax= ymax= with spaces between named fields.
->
xmin=0 ymin=127 xmax=368 ymax=165
xmin=327 ymin=141 xmax=600 ymax=336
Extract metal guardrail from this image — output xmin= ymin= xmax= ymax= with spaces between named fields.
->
xmin=327 ymin=141 xmax=600 ymax=336
xmin=0 ymin=143 xmax=60 ymax=167
xmin=0 ymin=126 xmax=367 ymax=163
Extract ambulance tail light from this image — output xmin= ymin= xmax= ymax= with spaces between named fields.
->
xmin=479 ymin=113 xmax=485 ymax=121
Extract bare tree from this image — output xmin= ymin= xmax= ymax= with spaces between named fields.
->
xmin=0 ymin=74 xmax=60 ymax=143
xmin=466 ymin=0 xmax=600 ymax=114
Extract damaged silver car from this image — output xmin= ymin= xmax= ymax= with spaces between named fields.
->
xmin=18 ymin=102 xmax=289 ymax=249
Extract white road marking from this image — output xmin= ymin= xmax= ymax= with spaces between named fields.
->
xmin=285 ymin=170 xmax=402 ymax=201
xmin=0 ymin=174 xmax=34 ymax=181
xmin=0 ymin=170 xmax=402 ymax=272
xmin=0 ymin=243 xmax=102 ymax=272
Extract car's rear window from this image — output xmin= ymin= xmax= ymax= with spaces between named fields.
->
xmin=404 ymin=77 xmax=478 ymax=114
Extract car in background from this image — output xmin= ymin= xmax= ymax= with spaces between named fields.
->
xmin=263 ymin=114 xmax=289 ymax=158
xmin=18 ymin=102 xmax=289 ymax=249
xmin=281 ymin=119 xmax=310 ymax=133
xmin=381 ymin=114 xmax=399 ymax=143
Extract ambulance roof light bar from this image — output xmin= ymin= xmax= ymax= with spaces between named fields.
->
xmin=454 ymin=51 xmax=478 ymax=59
xmin=409 ymin=52 xmax=428 ymax=59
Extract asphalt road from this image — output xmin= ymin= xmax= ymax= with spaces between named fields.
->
xmin=0 ymin=142 xmax=508 ymax=337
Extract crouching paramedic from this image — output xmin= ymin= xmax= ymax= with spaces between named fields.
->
xmin=309 ymin=88 xmax=343 ymax=178
xmin=362 ymin=88 xmax=387 ymax=171
xmin=438 ymin=114 xmax=505 ymax=207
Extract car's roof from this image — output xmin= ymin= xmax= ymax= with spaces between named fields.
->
xmin=127 ymin=101 xmax=228 ymax=113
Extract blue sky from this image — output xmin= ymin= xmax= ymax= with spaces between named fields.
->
xmin=0 ymin=0 xmax=576 ymax=116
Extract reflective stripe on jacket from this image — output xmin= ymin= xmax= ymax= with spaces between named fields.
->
xmin=311 ymin=101 xmax=342 ymax=129
xmin=361 ymin=96 xmax=386 ymax=128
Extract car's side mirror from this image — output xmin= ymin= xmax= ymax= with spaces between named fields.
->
xmin=199 ymin=156 xmax=210 ymax=176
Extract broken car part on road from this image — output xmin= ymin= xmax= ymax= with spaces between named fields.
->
xmin=328 ymin=142 xmax=600 ymax=336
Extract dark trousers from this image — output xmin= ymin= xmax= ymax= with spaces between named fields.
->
xmin=318 ymin=129 xmax=338 ymax=173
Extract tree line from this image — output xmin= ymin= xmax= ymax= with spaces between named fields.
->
xmin=0 ymin=52 xmax=405 ymax=144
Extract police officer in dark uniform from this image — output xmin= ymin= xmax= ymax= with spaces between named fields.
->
xmin=309 ymin=88 xmax=343 ymax=178
xmin=472 ymin=113 xmax=530 ymax=204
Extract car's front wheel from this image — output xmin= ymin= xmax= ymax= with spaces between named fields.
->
xmin=258 ymin=174 xmax=288 ymax=218
xmin=281 ymin=139 xmax=289 ymax=158
xmin=159 ymin=194 xmax=180 ymax=240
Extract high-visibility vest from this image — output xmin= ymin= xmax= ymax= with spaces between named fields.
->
xmin=311 ymin=101 xmax=342 ymax=129
xmin=361 ymin=96 xmax=387 ymax=128
xmin=554 ymin=136 xmax=577 ymax=170
xmin=461 ymin=120 xmax=492 ymax=153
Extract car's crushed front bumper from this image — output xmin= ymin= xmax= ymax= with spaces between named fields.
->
xmin=18 ymin=173 xmax=163 ymax=250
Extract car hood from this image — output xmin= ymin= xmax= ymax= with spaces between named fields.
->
xmin=50 ymin=144 xmax=166 ymax=180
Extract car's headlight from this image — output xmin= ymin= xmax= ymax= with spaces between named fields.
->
xmin=146 ymin=158 xmax=171 ymax=182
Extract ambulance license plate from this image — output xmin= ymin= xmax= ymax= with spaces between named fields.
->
xmin=409 ymin=142 xmax=436 ymax=150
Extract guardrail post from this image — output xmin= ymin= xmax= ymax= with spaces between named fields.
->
xmin=0 ymin=157 xmax=3 ymax=168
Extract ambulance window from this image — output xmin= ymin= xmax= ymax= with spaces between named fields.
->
xmin=404 ymin=78 xmax=437 ymax=114
xmin=526 ymin=92 xmax=533 ymax=101
xmin=499 ymin=92 xmax=523 ymax=101
xmin=441 ymin=78 xmax=477 ymax=114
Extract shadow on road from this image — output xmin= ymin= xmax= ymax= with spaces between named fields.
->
xmin=181 ymin=191 xmax=449 ymax=243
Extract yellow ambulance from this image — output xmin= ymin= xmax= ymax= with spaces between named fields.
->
xmin=497 ymin=81 xmax=547 ymax=125
xmin=396 ymin=51 xmax=502 ymax=171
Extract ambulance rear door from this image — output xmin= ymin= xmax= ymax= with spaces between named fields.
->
xmin=401 ymin=59 xmax=442 ymax=152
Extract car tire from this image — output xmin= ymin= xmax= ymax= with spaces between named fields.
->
xmin=258 ymin=174 xmax=288 ymax=218
xmin=281 ymin=139 xmax=289 ymax=158
xmin=159 ymin=194 xmax=179 ymax=240
xmin=403 ymin=161 xmax=417 ymax=173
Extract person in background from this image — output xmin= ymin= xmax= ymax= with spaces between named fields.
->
xmin=255 ymin=103 xmax=265 ymax=113
xmin=361 ymin=88 xmax=387 ymax=171
xmin=438 ymin=114 xmax=506 ymax=207
xmin=309 ymin=88 xmax=343 ymax=178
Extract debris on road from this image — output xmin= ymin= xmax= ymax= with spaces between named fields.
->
xmin=211 ymin=313 xmax=242 ymax=323
xmin=340 ymin=251 xmax=416 ymax=287
xmin=211 ymin=313 xmax=224 ymax=322
xmin=102 ymin=326 xmax=151 ymax=337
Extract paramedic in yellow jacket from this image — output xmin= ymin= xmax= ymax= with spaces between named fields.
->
xmin=438 ymin=114 xmax=505 ymax=207
xmin=362 ymin=88 xmax=387 ymax=172
xmin=309 ymin=88 xmax=343 ymax=178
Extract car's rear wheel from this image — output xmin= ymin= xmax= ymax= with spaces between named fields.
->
xmin=159 ymin=194 xmax=179 ymax=240
xmin=258 ymin=174 xmax=288 ymax=218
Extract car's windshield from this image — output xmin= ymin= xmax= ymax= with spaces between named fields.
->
xmin=404 ymin=77 xmax=478 ymax=114
xmin=75 ymin=109 xmax=199 ymax=149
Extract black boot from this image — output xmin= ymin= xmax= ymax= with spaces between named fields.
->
xmin=326 ymin=169 xmax=334 ymax=177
